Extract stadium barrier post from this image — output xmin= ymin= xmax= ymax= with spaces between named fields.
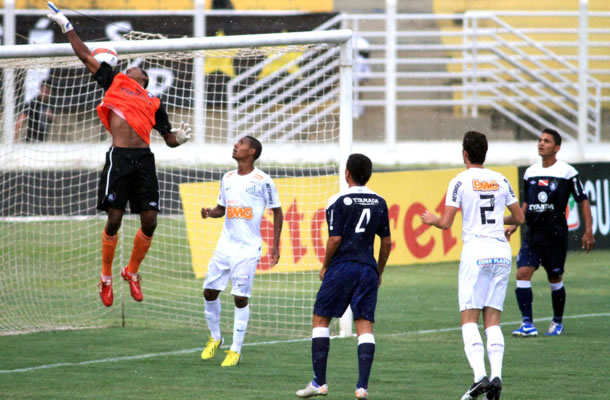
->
xmin=385 ymin=0 xmax=397 ymax=149
xmin=577 ymin=0 xmax=589 ymax=158
xmin=338 ymin=35 xmax=354 ymax=337
xmin=193 ymin=0 xmax=206 ymax=144
xmin=2 ymin=0 xmax=16 ymax=145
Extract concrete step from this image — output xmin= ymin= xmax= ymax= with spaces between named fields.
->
xmin=353 ymin=107 xmax=517 ymax=141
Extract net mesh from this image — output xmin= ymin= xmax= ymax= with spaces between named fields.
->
xmin=0 ymin=33 xmax=344 ymax=337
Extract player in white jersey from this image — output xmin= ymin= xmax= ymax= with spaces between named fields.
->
xmin=199 ymin=136 xmax=283 ymax=367
xmin=421 ymin=131 xmax=524 ymax=400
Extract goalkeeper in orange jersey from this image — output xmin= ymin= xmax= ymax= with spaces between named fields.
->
xmin=47 ymin=2 xmax=191 ymax=307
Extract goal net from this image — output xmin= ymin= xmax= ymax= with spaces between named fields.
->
xmin=0 ymin=30 xmax=353 ymax=337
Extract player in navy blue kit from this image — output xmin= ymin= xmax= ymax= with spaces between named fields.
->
xmin=506 ymin=129 xmax=594 ymax=337
xmin=296 ymin=154 xmax=391 ymax=400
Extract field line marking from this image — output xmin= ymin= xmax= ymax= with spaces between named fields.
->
xmin=380 ymin=312 xmax=610 ymax=337
xmin=1 ymin=312 xmax=608 ymax=374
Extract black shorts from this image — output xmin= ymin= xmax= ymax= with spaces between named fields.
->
xmin=97 ymin=147 xmax=160 ymax=214
xmin=516 ymin=229 xmax=568 ymax=278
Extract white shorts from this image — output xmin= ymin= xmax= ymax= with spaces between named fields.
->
xmin=202 ymin=252 xmax=260 ymax=298
xmin=458 ymin=237 xmax=512 ymax=312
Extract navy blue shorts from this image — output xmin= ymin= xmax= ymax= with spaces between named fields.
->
xmin=517 ymin=231 xmax=568 ymax=278
xmin=313 ymin=261 xmax=379 ymax=323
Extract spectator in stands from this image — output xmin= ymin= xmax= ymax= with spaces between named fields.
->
xmin=353 ymin=36 xmax=371 ymax=119
xmin=15 ymin=82 xmax=55 ymax=142
xmin=212 ymin=0 xmax=234 ymax=9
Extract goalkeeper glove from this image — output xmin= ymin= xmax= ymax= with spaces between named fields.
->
xmin=47 ymin=2 xmax=73 ymax=34
xmin=172 ymin=121 xmax=192 ymax=145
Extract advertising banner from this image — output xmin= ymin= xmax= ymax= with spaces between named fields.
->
xmin=180 ymin=167 xmax=521 ymax=276
xmin=14 ymin=0 xmax=334 ymax=12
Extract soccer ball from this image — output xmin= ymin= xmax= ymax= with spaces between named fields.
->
xmin=91 ymin=46 xmax=119 ymax=68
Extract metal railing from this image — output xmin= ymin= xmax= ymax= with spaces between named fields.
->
xmin=337 ymin=11 xmax=610 ymax=143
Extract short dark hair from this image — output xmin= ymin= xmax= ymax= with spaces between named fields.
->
xmin=244 ymin=135 xmax=262 ymax=160
xmin=463 ymin=130 xmax=488 ymax=165
xmin=140 ymin=68 xmax=149 ymax=89
xmin=542 ymin=128 xmax=562 ymax=146
xmin=346 ymin=153 xmax=372 ymax=185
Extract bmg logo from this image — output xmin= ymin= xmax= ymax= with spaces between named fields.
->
xmin=227 ymin=206 xmax=253 ymax=220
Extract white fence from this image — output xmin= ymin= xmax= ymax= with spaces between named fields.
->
xmin=2 ymin=6 xmax=610 ymax=146
xmin=338 ymin=10 xmax=610 ymax=144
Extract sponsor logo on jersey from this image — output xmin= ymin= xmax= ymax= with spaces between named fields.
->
xmin=537 ymin=191 xmax=548 ymax=203
xmin=529 ymin=180 xmax=536 ymax=185
xmin=528 ymin=203 xmax=555 ymax=212
xmin=504 ymin=178 xmax=517 ymax=198
xmin=476 ymin=257 xmax=511 ymax=267
xmin=538 ymin=179 xmax=549 ymax=186
xmin=351 ymin=197 xmax=379 ymax=205
xmin=566 ymin=195 xmax=580 ymax=231
xmin=452 ymin=181 xmax=462 ymax=202
xmin=472 ymin=179 xmax=499 ymax=192
xmin=343 ymin=197 xmax=353 ymax=206
xmin=265 ymin=183 xmax=273 ymax=203
xmin=227 ymin=205 xmax=253 ymax=219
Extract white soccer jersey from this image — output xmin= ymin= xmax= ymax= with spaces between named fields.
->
xmin=214 ymin=167 xmax=281 ymax=258
xmin=445 ymin=168 xmax=518 ymax=243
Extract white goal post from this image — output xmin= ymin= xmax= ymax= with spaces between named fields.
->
xmin=0 ymin=29 xmax=354 ymax=337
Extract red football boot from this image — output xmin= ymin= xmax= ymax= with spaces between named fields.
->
xmin=121 ymin=267 xmax=143 ymax=302
xmin=99 ymin=278 xmax=113 ymax=307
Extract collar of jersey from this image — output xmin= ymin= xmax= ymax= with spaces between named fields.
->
xmin=347 ymin=185 xmax=372 ymax=194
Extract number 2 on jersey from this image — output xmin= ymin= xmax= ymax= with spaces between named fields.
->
xmin=479 ymin=194 xmax=495 ymax=224
xmin=355 ymin=208 xmax=371 ymax=233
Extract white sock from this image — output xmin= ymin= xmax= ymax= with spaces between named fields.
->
xmin=204 ymin=299 xmax=222 ymax=341
xmin=485 ymin=325 xmax=504 ymax=381
xmin=230 ymin=304 xmax=250 ymax=353
xmin=101 ymin=273 xmax=112 ymax=282
xmin=549 ymin=281 xmax=564 ymax=291
xmin=462 ymin=322 xmax=487 ymax=382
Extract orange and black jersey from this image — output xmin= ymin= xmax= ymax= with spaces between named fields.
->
xmin=93 ymin=62 xmax=171 ymax=144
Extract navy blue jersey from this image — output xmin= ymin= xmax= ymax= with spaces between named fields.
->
xmin=326 ymin=186 xmax=390 ymax=269
xmin=523 ymin=160 xmax=587 ymax=236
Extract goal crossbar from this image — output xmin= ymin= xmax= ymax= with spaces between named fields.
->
xmin=0 ymin=29 xmax=353 ymax=59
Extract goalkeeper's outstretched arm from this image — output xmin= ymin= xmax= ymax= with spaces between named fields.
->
xmin=47 ymin=2 xmax=101 ymax=75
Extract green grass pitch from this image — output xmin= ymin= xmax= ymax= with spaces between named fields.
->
xmin=1 ymin=248 xmax=608 ymax=399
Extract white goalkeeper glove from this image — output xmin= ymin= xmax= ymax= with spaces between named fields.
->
xmin=172 ymin=121 xmax=192 ymax=145
xmin=47 ymin=2 xmax=73 ymax=34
